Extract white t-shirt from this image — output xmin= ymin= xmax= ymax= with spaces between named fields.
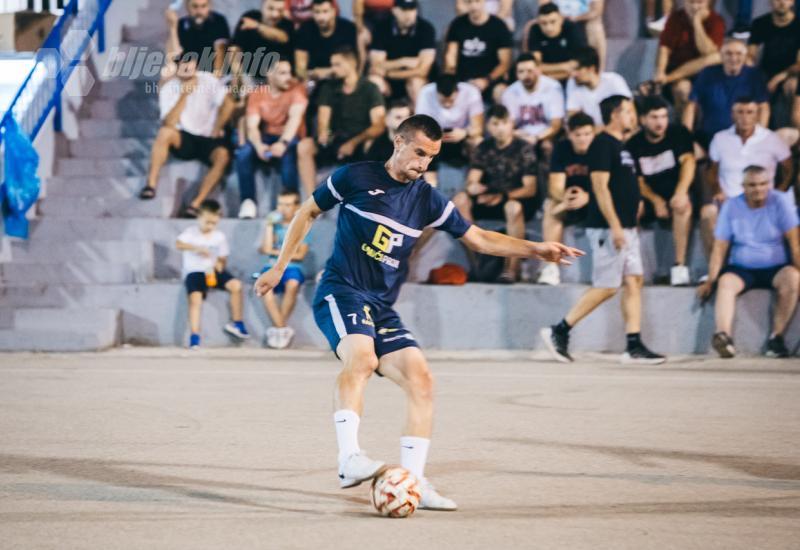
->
xmin=415 ymin=82 xmax=484 ymax=130
xmin=159 ymin=71 xmax=228 ymax=137
xmin=566 ymin=72 xmax=632 ymax=126
xmin=501 ymin=76 xmax=565 ymax=138
xmin=709 ymin=125 xmax=792 ymax=198
xmin=177 ymin=225 xmax=230 ymax=277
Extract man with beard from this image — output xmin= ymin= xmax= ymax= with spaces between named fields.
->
xmin=295 ymin=0 xmax=357 ymax=82
xmin=566 ymin=47 xmax=631 ymax=126
xmin=522 ymin=3 xmax=588 ymax=83
xmin=748 ymin=0 xmax=800 ymax=101
xmin=230 ymin=0 xmax=295 ymax=75
xmin=167 ymin=0 xmax=231 ymax=74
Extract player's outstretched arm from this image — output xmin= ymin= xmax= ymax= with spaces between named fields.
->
xmin=254 ymin=197 xmax=323 ymax=296
xmin=459 ymin=225 xmax=584 ymax=265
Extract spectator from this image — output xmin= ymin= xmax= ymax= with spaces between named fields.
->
xmin=501 ymin=53 xmax=565 ymax=148
xmin=645 ymin=0 xmax=674 ymax=35
xmin=697 ymin=166 xmax=800 ymax=358
xmin=353 ymin=0 xmax=394 ymax=58
xmin=235 ymin=58 xmax=308 ymax=219
xmin=522 ymin=4 xmax=588 ymax=83
xmin=537 ymin=112 xmax=595 ymax=286
xmin=368 ymin=0 xmax=437 ymax=103
xmin=683 ymin=38 xmax=769 ymax=150
xmin=166 ymin=0 xmax=231 ymax=74
xmin=257 ymin=190 xmax=310 ymax=349
xmin=542 ymin=96 xmax=666 ymax=364
xmin=453 ymin=105 xmax=539 ymax=283
xmin=176 ymin=199 xmax=250 ymax=349
xmin=748 ymin=0 xmax=800 ymax=103
xmin=540 ymin=0 xmax=607 ymax=72
xmin=652 ymin=0 xmax=725 ymax=114
xmin=566 ymin=47 xmax=632 ymax=126
xmin=297 ymin=46 xmax=386 ymax=196
xmin=366 ymin=99 xmax=413 ymax=161
xmin=295 ymin=0 xmax=357 ymax=82
xmin=415 ymin=75 xmax=484 ymax=186
xmin=139 ymin=55 xmax=233 ymax=219
xmin=703 ymin=97 xmax=793 ymax=256
xmin=628 ymin=96 xmax=696 ymax=286
xmin=457 ymin=0 xmax=516 ymax=30
xmin=445 ymin=0 xmax=513 ymax=102
xmin=285 ymin=0 xmax=338 ymax=27
xmin=229 ymin=0 xmax=295 ymax=76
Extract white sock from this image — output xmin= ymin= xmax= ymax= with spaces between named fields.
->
xmin=400 ymin=436 xmax=430 ymax=479
xmin=334 ymin=410 xmax=361 ymax=462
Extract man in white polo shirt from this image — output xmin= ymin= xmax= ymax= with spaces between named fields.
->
xmin=566 ymin=47 xmax=631 ymax=126
xmin=139 ymin=54 xmax=234 ymax=218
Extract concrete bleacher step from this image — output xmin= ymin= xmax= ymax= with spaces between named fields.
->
xmin=13 ymin=307 xmax=120 ymax=332
xmin=0 ymin=261 xmax=149 ymax=285
xmin=39 ymin=195 xmax=176 ymax=218
xmin=68 ymin=138 xmax=153 ymax=159
xmin=44 ymin=175 xmax=177 ymax=197
xmin=94 ymin=79 xmax=161 ymax=100
xmin=0 ymin=326 xmax=120 ymax=352
xmin=56 ymin=158 xmax=149 ymax=177
xmin=88 ymin=99 xmax=159 ymax=120
xmin=10 ymin=240 xmax=153 ymax=264
xmin=79 ymin=119 xmax=158 ymax=139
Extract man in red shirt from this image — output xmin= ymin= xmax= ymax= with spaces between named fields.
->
xmin=653 ymin=0 xmax=725 ymax=114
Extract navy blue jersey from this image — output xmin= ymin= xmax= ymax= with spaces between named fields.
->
xmin=313 ymin=162 xmax=472 ymax=307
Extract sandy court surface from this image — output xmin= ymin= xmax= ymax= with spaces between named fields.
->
xmin=0 ymin=348 xmax=798 ymax=549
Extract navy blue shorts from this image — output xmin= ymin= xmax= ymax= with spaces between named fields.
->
xmin=313 ymin=291 xmax=419 ymax=359
xmin=254 ymin=265 xmax=305 ymax=294
xmin=185 ymin=270 xmax=236 ymax=298
xmin=721 ymin=264 xmax=787 ymax=292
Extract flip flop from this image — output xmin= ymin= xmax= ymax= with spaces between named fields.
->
xmin=138 ymin=186 xmax=156 ymax=199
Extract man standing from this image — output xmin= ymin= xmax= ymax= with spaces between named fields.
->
xmin=628 ymin=96 xmax=696 ymax=286
xmin=255 ymin=114 xmax=581 ymax=510
xmin=698 ymin=166 xmax=800 ymax=358
xmin=542 ymin=96 xmax=666 ymax=364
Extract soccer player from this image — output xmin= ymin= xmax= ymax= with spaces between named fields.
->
xmin=254 ymin=114 xmax=582 ymax=510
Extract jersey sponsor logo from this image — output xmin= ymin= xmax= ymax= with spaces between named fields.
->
xmin=637 ymin=150 xmax=676 ymax=176
xmin=372 ymin=224 xmax=404 ymax=254
xmin=368 ymin=189 xmax=386 ymax=196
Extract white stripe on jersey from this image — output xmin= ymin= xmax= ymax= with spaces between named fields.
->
xmin=324 ymin=294 xmax=348 ymax=338
xmin=327 ymin=176 xmax=344 ymax=202
xmin=344 ymin=204 xmax=423 ymax=238
xmin=427 ymin=201 xmax=455 ymax=229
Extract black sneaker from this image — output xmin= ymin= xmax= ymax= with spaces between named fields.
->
xmin=540 ymin=326 xmax=573 ymax=363
xmin=621 ymin=344 xmax=666 ymax=365
xmin=765 ymin=335 xmax=789 ymax=358
xmin=712 ymin=332 xmax=736 ymax=358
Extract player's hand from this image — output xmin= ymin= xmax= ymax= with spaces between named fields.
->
xmin=670 ymin=192 xmax=690 ymax=212
xmin=477 ymin=193 xmax=503 ymax=206
xmin=240 ymin=16 xmax=261 ymax=31
xmin=337 ymin=139 xmax=358 ymax=160
xmin=564 ymin=187 xmax=589 ymax=210
xmin=612 ymin=227 xmax=626 ymax=250
xmin=254 ymin=266 xmax=284 ymax=297
xmin=653 ymin=197 xmax=670 ymax=219
xmin=270 ymin=141 xmax=287 ymax=158
xmin=533 ymin=241 xmax=585 ymax=265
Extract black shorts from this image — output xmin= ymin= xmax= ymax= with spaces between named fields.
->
xmin=563 ymin=205 xmax=589 ymax=226
xmin=185 ymin=270 xmax=236 ymax=298
xmin=721 ymin=264 xmax=788 ymax=292
xmin=316 ymin=136 xmax=365 ymax=167
xmin=640 ymin=181 xmax=702 ymax=224
xmin=171 ymin=131 xmax=227 ymax=165
xmin=472 ymin=196 xmax=540 ymax=222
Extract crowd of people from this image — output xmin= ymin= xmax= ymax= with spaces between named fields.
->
xmin=143 ymin=0 xmax=799 ymax=357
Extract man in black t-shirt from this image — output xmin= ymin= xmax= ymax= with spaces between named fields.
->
xmin=230 ymin=0 xmax=294 ymax=78
xmin=168 ymin=0 xmax=231 ymax=74
xmin=523 ymin=4 xmax=588 ymax=83
xmin=294 ymin=0 xmax=358 ymax=81
xmin=368 ymin=0 xmax=436 ymax=102
xmin=445 ymin=0 xmax=513 ymax=103
xmin=537 ymin=112 xmax=595 ymax=286
xmin=542 ymin=96 xmax=666 ymax=365
xmin=628 ymin=96 xmax=696 ymax=286
xmin=747 ymin=0 xmax=800 ymax=100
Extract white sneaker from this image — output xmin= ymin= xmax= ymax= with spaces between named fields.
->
xmin=278 ymin=326 xmax=295 ymax=349
xmin=647 ymin=15 xmax=667 ymax=35
xmin=338 ymin=452 xmax=385 ymax=489
xmin=670 ymin=265 xmax=691 ymax=286
xmin=536 ymin=263 xmax=561 ymax=286
xmin=238 ymin=199 xmax=257 ymax=219
xmin=418 ymin=479 xmax=458 ymax=511
xmin=266 ymin=327 xmax=279 ymax=348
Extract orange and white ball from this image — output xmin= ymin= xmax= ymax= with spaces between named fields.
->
xmin=370 ymin=467 xmax=421 ymax=518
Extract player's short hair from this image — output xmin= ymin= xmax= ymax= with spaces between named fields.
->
xmin=538 ymin=3 xmax=561 ymax=16
xmin=567 ymin=111 xmax=595 ymax=131
xmin=278 ymin=188 xmax=301 ymax=203
xmin=331 ymin=44 xmax=358 ymax=64
xmin=733 ymin=95 xmax=756 ymax=105
xmin=387 ymin=98 xmax=412 ymax=112
xmin=199 ymin=199 xmax=222 ymax=215
xmin=487 ymin=104 xmax=510 ymax=121
xmin=574 ymin=47 xmax=600 ymax=70
xmin=397 ymin=114 xmax=443 ymax=142
xmin=435 ymin=74 xmax=458 ymax=98
xmin=600 ymin=95 xmax=630 ymax=125
xmin=638 ymin=95 xmax=670 ymax=116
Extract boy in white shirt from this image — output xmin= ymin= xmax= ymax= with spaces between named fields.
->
xmin=176 ymin=199 xmax=250 ymax=348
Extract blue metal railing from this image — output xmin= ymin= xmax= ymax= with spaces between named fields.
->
xmin=0 ymin=0 xmax=112 ymax=145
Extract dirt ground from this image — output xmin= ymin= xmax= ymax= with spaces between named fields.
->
xmin=0 ymin=348 xmax=798 ymax=549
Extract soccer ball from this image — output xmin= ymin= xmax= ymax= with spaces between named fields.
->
xmin=370 ymin=467 xmax=421 ymax=518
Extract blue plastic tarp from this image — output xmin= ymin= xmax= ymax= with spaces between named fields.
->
xmin=1 ymin=117 xmax=40 ymax=239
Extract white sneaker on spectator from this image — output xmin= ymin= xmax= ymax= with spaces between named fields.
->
xmin=698 ymin=274 xmax=709 ymax=284
xmin=238 ymin=199 xmax=257 ymax=219
xmin=278 ymin=327 xmax=295 ymax=349
xmin=670 ymin=265 xmax=691 ymax=286
xmin=647 ymin=15 xmax=667 ymax=35
xmin=266 ymin=327 xmax=280 ymax=348
xmin=537 ymin=263 xmax=561 ymax=286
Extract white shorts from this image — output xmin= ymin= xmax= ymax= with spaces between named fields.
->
xmin=586 ymin=228 xmax=644 ymax=288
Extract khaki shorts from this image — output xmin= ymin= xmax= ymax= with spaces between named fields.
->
xmin=586 ymin=228 xmax=644 ymax=288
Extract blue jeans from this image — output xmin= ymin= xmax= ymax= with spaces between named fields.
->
xmin=235 ymin=134 xmax=299 ymax=203
xmin=735 ymin=0 xmax=752 ymax=28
